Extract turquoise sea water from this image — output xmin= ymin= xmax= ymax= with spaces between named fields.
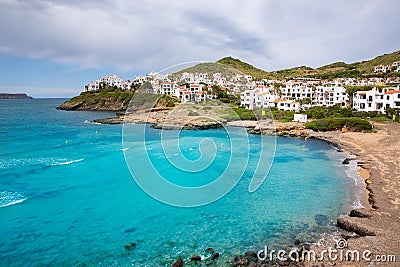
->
xmin=0 ymin=99 xmax=363 ymax=266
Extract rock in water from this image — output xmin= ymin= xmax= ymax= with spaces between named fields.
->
xmin=314 ymin=214 xmax=329 ymax=225
xmin=172 ymin=258 xmax=183 ymax=267
xmin=211 ymin=252 xmax=219 ymax=260
xmin=190 ymin=255 xmax=201 ymax=261
xmin=124 ymin=243 xmax=136 ymax=250
xmin=342 ymin=158 xmax=351 ymax=164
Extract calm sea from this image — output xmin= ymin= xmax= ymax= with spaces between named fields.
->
xmin=0 ymin=99 xmax=363 ymax=266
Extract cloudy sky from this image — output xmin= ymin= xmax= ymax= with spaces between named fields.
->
xmin=0 ymin=0 xmax=399 ymax=97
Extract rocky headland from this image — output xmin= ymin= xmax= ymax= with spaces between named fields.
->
xmin=0 ymin=93 xmax=32 ymax=99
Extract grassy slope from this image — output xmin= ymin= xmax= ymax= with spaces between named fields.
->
xmin=57 ymin=87 xmax=134 ymax=111
xmin=213 ymin=50 xmax=400 ymax=79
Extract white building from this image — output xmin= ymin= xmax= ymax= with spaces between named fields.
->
xmin=353 ymin=87 xmax=400 ymax=113
xmin=294 ymin=114 xmax=307 ymax=122
xmin=101 ymin=74 xmax=123 ymax=88
xmin=85 ymin=74 xmax=125 ymax=91
xmin=314 ymin=86 xmax=348 ymax=107
xmin=160 ymin=82 xmax=177 ymax=95
xmin=240 ymin=86 xmax=279 ymax=110
xmin=280 ymin=82 xmax=313 ymax=100
xmin=274 ymin=99 xmax=300 ymax=112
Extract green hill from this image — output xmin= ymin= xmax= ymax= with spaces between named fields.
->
xmin=216 ymin=57 xmax=270 ymax=80
xmin=173 ymin=62 xmax=242 ymax=79
xmin=57 ymin=87 xmax=134 ymax=111
xmin=214 ymin=50 xmax=400 ymax=80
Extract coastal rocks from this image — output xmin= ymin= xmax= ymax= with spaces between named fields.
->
xmin=342 ymin=158 xmax=351 ymax=164
xmin=211 ymin=252 xmax=220 ymax=260
xmin=57 ymin=100 xmax=84 ymax=111
xmin=172 ymin=257 xmax=183 ymax=267
xmin=349 ymin=208 xmax=372 ymax=218
xmin=246 ymin=121 xmax=309 ymax=137
xmin=190 ymin=255 xmax=201 ymax=261
xmin=337 ymin=215 xmax=376 ymax=236
xmin=152 ymin=120 xmax=223 ymax=130
xmin=93 ymin=117 xmax=124 ymax=124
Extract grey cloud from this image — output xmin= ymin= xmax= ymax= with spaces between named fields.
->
xmin=0 ymin=0 xmax=399 ymax=72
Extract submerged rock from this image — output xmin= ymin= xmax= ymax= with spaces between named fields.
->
xmin=124 ymin=242 xmax=136 ymax=250
xmin=211 ymin=252 xmax=219 ymax=260
xmin=190 ymin=255 xmax=201 ymax=261
xmin=172 ymin=257 xmax=183 ymax=267
xmin=124 ymin=227 xmax=136 ymax=233
xmin=314 ymin=214 xmax=329 ymax=225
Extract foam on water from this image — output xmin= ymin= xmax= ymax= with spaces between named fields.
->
xmin=0 ymin=157 xmax=85 ymax=169
xmin=0 ymin=191 xmax=27 ymax=208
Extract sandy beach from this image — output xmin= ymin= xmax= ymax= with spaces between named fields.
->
xmin=306 ymin=123 xmax=400 ymax=266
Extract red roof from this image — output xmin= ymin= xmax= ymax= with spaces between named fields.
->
xmin=385 ymin=90 xmax=400 ymax=95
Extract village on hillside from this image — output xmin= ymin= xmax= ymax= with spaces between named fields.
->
xmin=84 ymin=61 xmax=400 ymax=115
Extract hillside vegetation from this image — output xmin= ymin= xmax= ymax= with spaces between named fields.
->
xmin=216 ymin=57 xmax=270 ymax=80
xmin=57 ymin=87 xmax=134 ymax=111
xmin=212 ymin=50 xmax=400 ymax=79
xmin=57 ymin=87 xmax=180 ymax=112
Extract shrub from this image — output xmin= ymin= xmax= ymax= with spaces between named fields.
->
xmin=234 ymin=107 xmax=256 ymax=120
xmin=188 ymin=110 xmax=200 ymax=116
xmin=305 ymin=118 xmax=372 ymax=132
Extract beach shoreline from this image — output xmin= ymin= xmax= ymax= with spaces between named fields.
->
xmin=302 ymin=123 xmax=400 ymax=266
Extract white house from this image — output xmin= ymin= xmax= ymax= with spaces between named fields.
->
xmin=314 ymin=86 xmax=348 ymax=107
xmin=353 ymin=87 xmax=400 ymax=113
xmin=274 ymin=99 xmax=300 ymax=112
xmin=294 ymin=114 xmax=307 ymax=122
xmin=160 ymin=82 xmax=177 ymax=95
xmin=101 ymin=74 xmax=123 ymax=88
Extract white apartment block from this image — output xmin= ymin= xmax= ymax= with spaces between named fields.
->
xmin=353 ymin=87 xmax=400 ymax=113
xmin=313 ymin=86 xmax=348 ymax=107
xmin=85 ymin=74 xmax=125 ymax=91
xmin=101 ymin=74 xmax=123 ymax=88
xmin=240 ymin=86 xmax=277 ymax=110
xmin=160 ymin=82 xmax=177 ymax=95
xmin=134 ymin=75 xmax=147 ymax=84
xmin=240 ymin=86 xmax=300 ymax=112
xmin=280 ymin=83 xmax=313 ymax=100
xmin=274 ymin=99 xmax=300 ymax=112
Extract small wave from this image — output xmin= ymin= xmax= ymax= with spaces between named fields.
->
xmin=54 ymin=158 xmax=84 ymax=166
xmin=84 ymin=120 xmax=101 ymax=125
xmin=0 ymin=191 xmax=27 ymax=208
xmin=120 ymin=148 xmax=129 ymax=151
xmin=0 ymin=157 xmax=84 ymax=169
